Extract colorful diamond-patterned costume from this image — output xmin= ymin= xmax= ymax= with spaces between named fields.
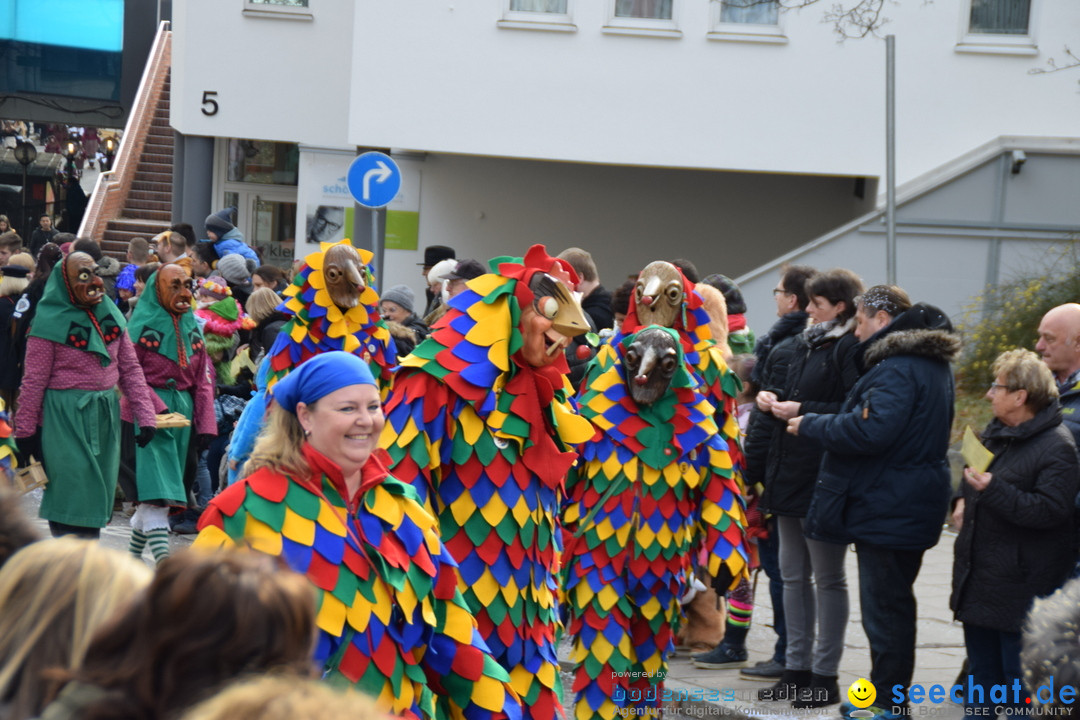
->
xmin=195 ymin=445 xmax=520 ymax=720
xmin=382 ymin=246 xmax=594 ymax=720
xmin=266 ymin=240 xmax=396 ymax=394
xmin=563 ymin=326 xmax=749 ymax=720
xmin=228 ymin=241 xmax=397 ymax=482
xmin=603 ymin=264 xmax=743 ymax=464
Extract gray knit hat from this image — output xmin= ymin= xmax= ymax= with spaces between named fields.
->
xmin=216 ymin=253 xmax=251 ymax=285
xmin=381 ymin=284 xmax=414 ymax=314
xmin=205 ymin=208 xmax=235 ymax=237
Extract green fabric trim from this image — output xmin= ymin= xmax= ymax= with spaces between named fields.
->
xmin=29 ymin=261 xmax=126 ymax=366
xmin=127 ymin=270 xmax=201 ymax=364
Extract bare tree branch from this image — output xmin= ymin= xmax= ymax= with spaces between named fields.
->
xmin=1029 ymin=47 xmax=1080 ymax=75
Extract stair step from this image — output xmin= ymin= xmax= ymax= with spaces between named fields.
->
xmin=127 ymin=196 xmax=171 ymax=208
xmin=139 ymin=151 xmax=173 ymax=165
xmin=135 ymin=171 xmax=172 ymax=184
xmin=108 ymin=218 xmax=172 ymax=234
xmin=126 ymin=208 xmax=172 ymax=222
xmin=129 ymin=190 xmax=172 ymax=203
xmin=100 ymin=240 xmax=130 ymax=258
xmin=132 ymin=180 xmax=171 ymax=193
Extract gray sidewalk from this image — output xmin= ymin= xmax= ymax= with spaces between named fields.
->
xmin=562 ymin=529 xmax=967 ymax=720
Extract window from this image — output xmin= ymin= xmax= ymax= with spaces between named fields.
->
xmin=226 ymin=140 xmax=298 ymax=186
xmin=510 ymin=0 xmax=567 ymax=11
xmin=243 ymin=0 xmax=312 ymax=20
xmin=604 ymin=0 xmax=680 ymax=37
xmin=956 ymin=0 xmax=1035 ymax=55
xmin=709 ymin=0 xmax=786 ymax=43
xmin=968 ymin=0 xmax=1029 ymax=34
xmin=615 ymin=0 xmax=672 ymax=19
xmin=721 ymin=0 xmax=778 ymax=25
xmin=499 ymin=0 xmax=575 ymax=31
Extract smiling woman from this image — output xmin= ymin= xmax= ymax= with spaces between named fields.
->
xmin=194 ymin=352 xmax=520 ymax=720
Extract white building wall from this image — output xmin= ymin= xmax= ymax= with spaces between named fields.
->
xmin=171 ymin=0 xmax=354 ymax=147
xmin=347 ymin=1 xmax=1080 ymax=185
xmin=372 ymin=154 xmax=874 ymax=301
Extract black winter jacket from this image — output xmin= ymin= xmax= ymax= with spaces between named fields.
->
xmin=758 ymin=319 xmax=860 ymax=516
xmin=950 ymin=402 xmax=1079 ymax=633
xmin=800 ymin=304 xmax=961 ymax=550
xmin=743 ymin=312 xmax=809 ymax=489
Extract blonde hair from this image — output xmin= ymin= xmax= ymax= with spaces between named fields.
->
xmin=0 ymin=538 xmax=152 ymax=718
xmin=7 ymin=253 xmax=33 ymax=272
xmin=178 ymin=673 xmax=389 ymax=720
xmin=244 ymin=403 xmax=310 ymax=480
xmin=0 ymin=274 xmax=28 ymax=299
xmin=246 ymin=287 xmax=282 ymax=324
xmin=992 ymin=348 xmax=1059 ymax=411
xmin=695 ymin=282 xmax=729 ymax=354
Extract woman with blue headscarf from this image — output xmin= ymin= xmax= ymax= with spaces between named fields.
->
xmin=194 ymin=351 xmax=520 ymax=720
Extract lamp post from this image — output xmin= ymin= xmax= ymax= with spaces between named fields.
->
xmin=102 ymin=136 xmax=118 ymax=173
xmin=13 ymin=141 xmax=37 ymax=242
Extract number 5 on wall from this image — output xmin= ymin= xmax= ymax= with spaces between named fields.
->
xmin=201 ymin=91 xmax=219 ymax=116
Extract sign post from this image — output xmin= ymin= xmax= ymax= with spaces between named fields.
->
xmin=347 ymin=151 xmax=402 ymax=289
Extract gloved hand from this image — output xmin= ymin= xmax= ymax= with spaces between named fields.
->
xmin=135 ymin=426 xmax=156 ymax=448
xmin=196 ymin=433 xmax=215 ymax=453
xmin=15 ymin=431 xmax=41 ymax=466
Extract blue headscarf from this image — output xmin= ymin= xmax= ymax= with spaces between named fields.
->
xmin=270 ymin=352 xmax=376 ymax=414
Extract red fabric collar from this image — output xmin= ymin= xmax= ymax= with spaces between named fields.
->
xmin=299 ymin=443 xmax=391 ymax=510
xmin=728 ymin=313 xmax=747 ymax=332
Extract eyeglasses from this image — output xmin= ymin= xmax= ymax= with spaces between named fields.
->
xmin=772 ymin=288 xmax=789 ymax=296
xmin=988 ymin=383 xmax=1015 ymax=393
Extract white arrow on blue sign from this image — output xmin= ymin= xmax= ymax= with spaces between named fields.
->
xmin=347 ymin=151 xmax=402 ymax=209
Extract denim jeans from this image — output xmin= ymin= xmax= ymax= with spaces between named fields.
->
xmin=963 ymin=624 xmax=1026 ymax=712
xmin=758 ymin=519 xmax=787 ymax=664
xmin=856 ymin=544 xmax=925 ymax=709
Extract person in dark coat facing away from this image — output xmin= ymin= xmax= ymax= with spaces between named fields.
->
xmin=787 ymin=286 xmax=961 ymax=720
xmin=951 ymin=348 xmax=1079 ymax=714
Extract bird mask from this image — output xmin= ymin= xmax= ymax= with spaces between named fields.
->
xmin=624 ymin=326 xmax=681 ymax=405
xmin=323 ymin=243 xmax=366 ymax=310
xmin=634 ymin=261 xmax=686 ymax=328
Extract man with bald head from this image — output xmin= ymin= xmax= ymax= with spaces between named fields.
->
xmin=1036 ymin=303 xmax=1080 ymax=444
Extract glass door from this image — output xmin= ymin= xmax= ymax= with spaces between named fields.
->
xmin=249 ymin=194 xmax=297 ymax=269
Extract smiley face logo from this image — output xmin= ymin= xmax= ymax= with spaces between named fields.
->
xmin=848 ymin=678 xmax=876 ymax=709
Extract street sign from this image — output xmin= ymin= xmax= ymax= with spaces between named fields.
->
xmin=347 ymin=151 xmax=402 ymax=209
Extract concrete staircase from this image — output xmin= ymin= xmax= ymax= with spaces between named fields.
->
xmin=100 ymin=71 xmax=173 ymax=258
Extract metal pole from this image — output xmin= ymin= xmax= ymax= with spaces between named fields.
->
xmin=885 ymin=34 xmax=897 ymax=285
xmin=21 ymin=165 xmax=29 ymax=243
xmin=371 ymin=208 xmax=384 ymax=291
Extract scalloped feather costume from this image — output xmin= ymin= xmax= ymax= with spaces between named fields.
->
xmin=381 ymin=248 xmax=594 ymax=720
xmin=265 ymin=241 xmax=396 ymax=394
xmin=195 ymin=446 xmax=521 ymax=720
xmin=563 ymin=327 xmax=748 ymax=720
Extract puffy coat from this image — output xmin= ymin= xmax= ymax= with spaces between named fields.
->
xmin=758 ymin=319 xmax=860 ymax=517
xmin=950 ymin=402 xmax=1079 ymax=633
xmin=211 ymin=230 xmax=259 ymax=265
xmin=1057 ymin=379 xmax=1080 ymax=447
xmin=800 ymin=304 xmax=960 ymax=550
xmin=743 ymin=313 xmax=808 ymax=489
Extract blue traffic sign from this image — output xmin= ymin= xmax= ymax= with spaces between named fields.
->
xmin=347 ymin=151 xmax=402 ymax=209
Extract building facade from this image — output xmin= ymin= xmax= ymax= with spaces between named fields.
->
xmin=170 ymin=0 xmax=1078 ymax=332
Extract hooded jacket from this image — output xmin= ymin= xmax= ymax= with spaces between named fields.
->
xmin=800 ymin=304 xmax=961 ymax=550
xmin=950 ymin=402 xmax=1078 ymax=633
